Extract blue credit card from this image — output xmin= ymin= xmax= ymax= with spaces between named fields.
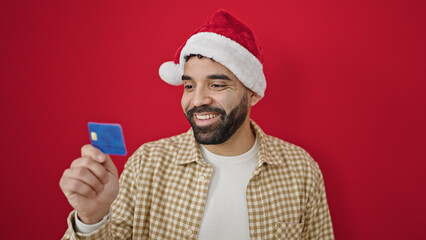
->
xmin=88 ymin=122 xmax=127 ymax=155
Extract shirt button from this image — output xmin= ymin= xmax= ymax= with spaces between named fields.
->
xmin=198 ymin=176 xmax=205 ymax=182
xmin=184 ymin=229 xmax=193 ymax=237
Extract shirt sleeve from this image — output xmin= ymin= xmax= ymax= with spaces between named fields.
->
xmin=74 ymin=211 xmax=109 ymax=234
xmin=61 ymin=210 xmax=112 ymax=240
xmin=301 ymin=165 xmax=335 ymax=240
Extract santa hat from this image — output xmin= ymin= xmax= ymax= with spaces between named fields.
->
xmin=159 ymin=9 xmax=266 ymax=97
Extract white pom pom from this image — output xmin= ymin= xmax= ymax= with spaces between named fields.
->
xmin=159 ymin=61 xmax=183 ymax=86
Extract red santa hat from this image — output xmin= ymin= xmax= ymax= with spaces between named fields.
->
xmin=159 ymin=9 xmax=266 ymax=97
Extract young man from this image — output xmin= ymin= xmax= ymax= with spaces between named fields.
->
xmin=60 ymin=9 xmax=334 ymax=239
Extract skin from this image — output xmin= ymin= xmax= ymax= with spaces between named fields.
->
xmin=59 ymin=56 xmax=261 ymax=224
xmin=59 ymin=145 xmax=119 ymax=224
xmin=181 ymin=57 xmax=261 ymax=156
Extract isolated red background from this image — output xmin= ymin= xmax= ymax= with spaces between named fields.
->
xmin=1 ymin=0 xmax=425 ymax=239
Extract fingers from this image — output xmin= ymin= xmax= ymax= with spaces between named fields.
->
xmin=60 ymin=174 xmax=96 ymax=197
xmin=81 ymin=144 xmax=118 ymax=177
xmin=61 ymin=167 xmax=104 ymax=195
xmin=102 ymin=155 xmax=118 ymax=178
xmin=60 ymin=154 xmax=110 ymax=198
xmin=71 ymin=157 xmax=109 ymax=184
xmin=81 ymin=144 xmax=106 ymax=163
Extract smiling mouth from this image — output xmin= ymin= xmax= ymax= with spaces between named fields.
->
xmin=195 ymin=113 xmax=219 ymax=120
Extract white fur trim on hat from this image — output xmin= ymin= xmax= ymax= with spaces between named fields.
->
xmin=159 ymin=61 xmax=183 ymax=86
xmin=180 ymin=32 xmax=266 ymax=97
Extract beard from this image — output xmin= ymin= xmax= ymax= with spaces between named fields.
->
xmin=185 ymin=92 xmax=249 ymax=145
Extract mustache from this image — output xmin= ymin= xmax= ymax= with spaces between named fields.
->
xmin=186 ymin=105 xmax=226 ymax=116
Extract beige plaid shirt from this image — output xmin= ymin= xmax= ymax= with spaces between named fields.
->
xmin=63 ymin=121 xmax=334 ymax=239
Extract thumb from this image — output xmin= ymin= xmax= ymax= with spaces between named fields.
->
xmin=103 ymin=154 xmax=118 ymax=178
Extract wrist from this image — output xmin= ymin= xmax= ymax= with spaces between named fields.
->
xmin=74 ymin=211 xmax=110 ymax=234
xmin=77 ymin=209 xmax=110 ymax=224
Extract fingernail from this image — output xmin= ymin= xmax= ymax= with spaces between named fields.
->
xmin=98 ymin=154 xmax=105 ymax=162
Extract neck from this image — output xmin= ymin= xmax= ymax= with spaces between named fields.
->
xmin=202 ymin=118 xmax=255 ymax=156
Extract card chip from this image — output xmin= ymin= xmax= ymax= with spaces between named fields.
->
xmin=91 ymin=132 xmax=98 ymax=141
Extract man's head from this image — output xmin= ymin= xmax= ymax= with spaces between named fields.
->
xmin=159 ymin=9 xmax=265 ymax=144
xmin=181 ymin=55 xmax=261 ymax=144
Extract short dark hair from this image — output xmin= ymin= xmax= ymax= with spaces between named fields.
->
xmin=184 ymin=54 xmax=214 ymax=62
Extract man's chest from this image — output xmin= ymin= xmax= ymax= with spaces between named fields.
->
xmin=135 ymin=164 xmax=306 ymax=239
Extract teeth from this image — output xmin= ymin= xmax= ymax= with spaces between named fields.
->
xmin=196 ymin=114 xmax=217 ymax=120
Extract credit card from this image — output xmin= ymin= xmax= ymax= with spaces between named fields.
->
xmin=88 ymin=122 xmax=127 ymax=155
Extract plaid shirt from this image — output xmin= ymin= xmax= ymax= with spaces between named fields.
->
xmin=63 ymin=121 xmax=334 ymax=239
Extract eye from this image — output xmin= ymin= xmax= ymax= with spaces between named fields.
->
xmin=184 ymin=84 xmax=194 ymax=90
xmin=211 ymin=83 xmax=226 ymax=88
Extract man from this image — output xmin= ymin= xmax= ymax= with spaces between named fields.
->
xmin=60 ymin=9 xmax=334 ymax=239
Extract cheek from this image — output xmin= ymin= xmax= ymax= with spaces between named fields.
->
xmin=181 ymin=94 xmax=190 ymax=112
xmin=218 ymin=96 xmax=237 ymax=113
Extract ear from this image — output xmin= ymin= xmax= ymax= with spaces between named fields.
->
xmin=248 ymin=90 xmax=262 ymax=107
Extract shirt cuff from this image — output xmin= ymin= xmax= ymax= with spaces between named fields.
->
xmin=74 ymin=211 xmax=110 ymax=234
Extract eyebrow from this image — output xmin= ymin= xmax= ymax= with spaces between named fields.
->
xmin=207 ymin=74 xmax=231 ymax=80
xmin=181 ymin=74 xmax=231 ymax=81
xmin=182 ymin=75 xmax=192 ymax=80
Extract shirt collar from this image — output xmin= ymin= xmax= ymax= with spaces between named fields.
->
xmin=173 ymin=120 xmax=283 ymax=166
xmin=174 ymin=129 xmax=208 ymax=166
xmin=250 ymin=120 xmax=283 ymax=166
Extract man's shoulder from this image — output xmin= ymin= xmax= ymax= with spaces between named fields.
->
xmin=263 ymin=133 xmax=311 ymax=157
xmin=259 ymin=131 xmax=322 ymax=176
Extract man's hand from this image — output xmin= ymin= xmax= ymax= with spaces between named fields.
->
xmin=59 ymin=144 xmax=119 ymax=224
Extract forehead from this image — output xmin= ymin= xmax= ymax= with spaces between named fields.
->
xmin=183 ymin=57 xmax=238 ymax=79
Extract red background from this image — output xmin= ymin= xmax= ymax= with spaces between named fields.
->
xmin=1 ymin=0 xmax=425 ymax=239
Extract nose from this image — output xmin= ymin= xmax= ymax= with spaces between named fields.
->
xmin=191 ymin=87 xmax=213 ymax=107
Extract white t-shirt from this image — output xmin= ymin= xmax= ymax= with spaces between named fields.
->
xmin=197 ymin=139 xmax=259 ymax=240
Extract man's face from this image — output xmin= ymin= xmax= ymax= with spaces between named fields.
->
xmin=181 ymin=57 xmax=252 ymax=145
